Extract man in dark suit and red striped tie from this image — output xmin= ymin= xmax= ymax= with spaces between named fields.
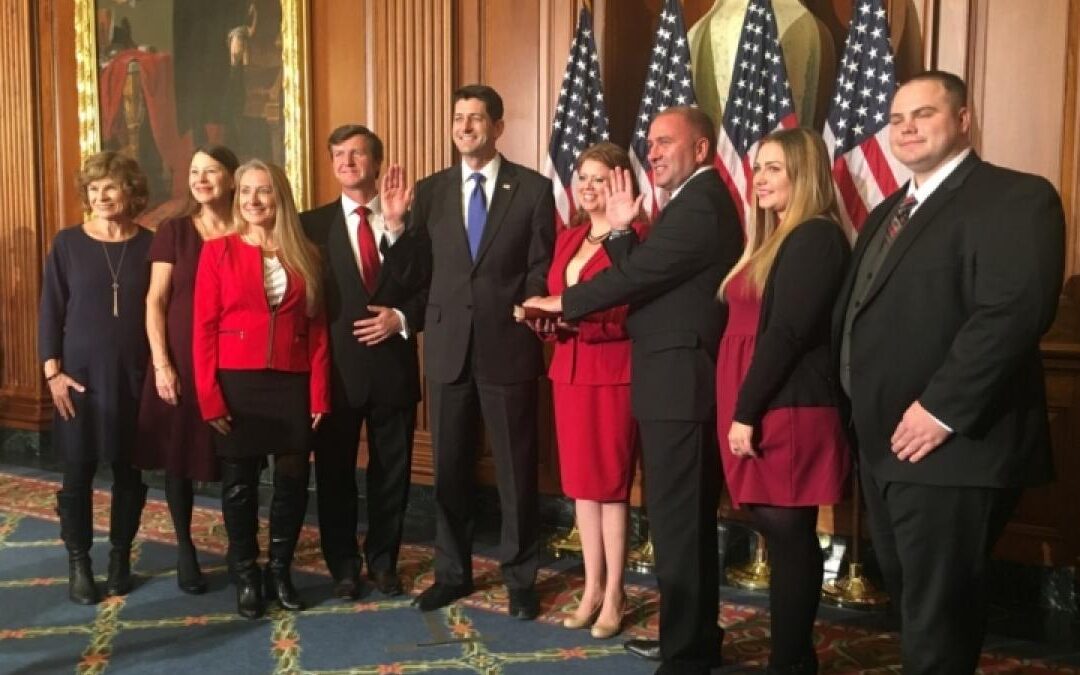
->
xmin=302 ymin=125 xmax=430 ymax=601
xmin=835 ymin=71 xmax=1066 ymax=674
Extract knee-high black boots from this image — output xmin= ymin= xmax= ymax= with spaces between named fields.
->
xmin=56 ymin=490 xmax=100 ymax=605
xmin=221 ymin=461 xmax=264 ymax=619
xmin=106 ymin=482 xmax=147 ymax=596
xmin=264 ymin=471 xmax=308 ymax=611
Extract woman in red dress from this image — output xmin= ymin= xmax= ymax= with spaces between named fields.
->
xmin=134 ymin=145 xmax=239 ymax=594
xmin=541 ymin=143 xmax=646 ymax=639
xmin=716 ymin=128 xmax=851 ymax=674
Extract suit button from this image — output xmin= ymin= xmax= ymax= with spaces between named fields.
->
xmin=854 ymin=301 xmax=861 ymax=308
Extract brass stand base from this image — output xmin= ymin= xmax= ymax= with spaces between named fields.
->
xmin=821 ymin=562 xmax=889 ymax=610
xmin=727 ymin=558 xmax=770 ymax=590
xmin=626 ymin=537 xmax=654 ymax=574
xmin=727 ymin=536 xmax=770 ymax=590
xmin=548 ymin=525 xmax=583 ymax=559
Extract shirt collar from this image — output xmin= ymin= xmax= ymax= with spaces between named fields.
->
xmin=340 ymin=193 xmax=382 ymax=219
xmin=907 ymin=147 xmax=972 ymax=205
xmin=461 ymin=154 xmax=501 ymax=186
xmin=669 ymin=165 xmax=714 ymax=201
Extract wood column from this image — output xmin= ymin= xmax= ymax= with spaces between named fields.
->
xmin=0 ymin=0 xmax=49 ymax=429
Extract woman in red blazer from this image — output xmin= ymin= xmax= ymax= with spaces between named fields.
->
xmin=539 ymin=143 xmax=647 ymax=639
xmin=193 ymin=159 xmax=329 ymax=619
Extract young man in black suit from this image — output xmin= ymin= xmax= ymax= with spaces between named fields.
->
xmin=525 ymin=106 xmax=742 ymax=675
xmin=301 ymin=125 xmax=430 ymax=600
xmin=408 ymin=85 xmax=555 ymax=619
xmin=835 ymin=71 xmax=1065 ymax=673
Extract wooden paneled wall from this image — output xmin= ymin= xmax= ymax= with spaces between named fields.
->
xmin=0 ymin=0 xmax=48 ymax=429
xmin=3 ymin=0 xmax=1080 ymax=568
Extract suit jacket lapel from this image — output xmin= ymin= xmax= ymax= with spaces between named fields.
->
xmin=327 ymin=205 xmax=371 ymax=301
xmin=473 ymin=160 xmax=517 ymax=267
xmin=858 ymin=153 xmax=981 ymax=311
xmin=443 ymin=168 xmax=473 ymax=263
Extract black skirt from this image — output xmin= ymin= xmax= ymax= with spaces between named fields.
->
xmin=213 ymin=370 xmax=311 ymax=458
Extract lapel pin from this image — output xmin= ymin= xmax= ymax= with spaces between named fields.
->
xmin=501 ymin=183 xmax=511 ymax=189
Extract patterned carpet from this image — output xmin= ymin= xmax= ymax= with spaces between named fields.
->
xmin=0 ymin=470 xmax=1074 ymax=674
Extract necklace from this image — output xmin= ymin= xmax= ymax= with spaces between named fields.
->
xmin=101 ymin=240 xmax=129 ymax=318
xmin=585 ymin=229 xmax=611 ymax=244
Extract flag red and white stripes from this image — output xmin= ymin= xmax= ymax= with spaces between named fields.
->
xmin=715 ymin=0 xmax=799 ymax=226
xmin=543 ymin=7 xmax=609 ymax=230
xmin=823 ymin=0 xmax=911 ymax=230
xmin=627 ymin=0 xmax=697 ymax=219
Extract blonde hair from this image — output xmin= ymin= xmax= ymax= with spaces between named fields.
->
xmin=77 ymin=151 xmax=149 ymax=218
xmin=719 ymin=128 xmax=843 ymax=299
xmin=233 ymin=160 xmax=323 ymax=317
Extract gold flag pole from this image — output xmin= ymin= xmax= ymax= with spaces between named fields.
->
xmin=822 ymin=472 xmax=889 ymax=608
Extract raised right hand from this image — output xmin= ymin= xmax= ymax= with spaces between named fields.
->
xmin=604 ymin=166 xmax=644 ymax=231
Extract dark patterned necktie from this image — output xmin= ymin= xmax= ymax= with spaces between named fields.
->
xmin=885 ymin=195 xmax=918 ymax=243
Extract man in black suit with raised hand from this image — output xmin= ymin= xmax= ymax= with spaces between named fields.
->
xmin=525 ymin=106 xmax=742 ymax=675
xmin=835 ymin=71 xmax=1065 ymax=674
xmin=302 ymin=125 xmax=430 ymax=600
xmin=408 ymin=85 xmax=555 ymax=620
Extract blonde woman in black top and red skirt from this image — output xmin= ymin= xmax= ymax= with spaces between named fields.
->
xmin=193 ymin=159 xmax=330 ymax=619
xmin=716 ymin=128 xmax=852 ymax=675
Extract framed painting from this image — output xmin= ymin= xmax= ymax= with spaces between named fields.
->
xmin=75 ymin=0 xmax=312 ymax=223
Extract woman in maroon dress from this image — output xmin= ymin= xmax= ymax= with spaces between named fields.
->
xmin=716 ymin=128 xmax=851 ymax=674
xmin=134 ymin=145 xmax=239 ymax=593
xmin=541 ymin=143 xmax=646 ymax=639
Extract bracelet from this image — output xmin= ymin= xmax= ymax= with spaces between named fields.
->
xmin=153 ymin=363 xmax=171 ymax=371
xmin=45 ymin=372 xmax=61 ymax=382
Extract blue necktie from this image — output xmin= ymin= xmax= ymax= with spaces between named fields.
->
xmin=467 ymin=172 xmax=487 ymax=260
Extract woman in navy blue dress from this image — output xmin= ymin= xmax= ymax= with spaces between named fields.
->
xmin=39 ymin=151 xmax=153 ymax=605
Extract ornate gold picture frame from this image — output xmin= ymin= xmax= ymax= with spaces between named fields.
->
xmin=75 ymin=0 xmax=312 ymax=218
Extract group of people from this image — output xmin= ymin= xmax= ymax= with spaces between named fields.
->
xmin=39 ymin=70 xmax=1064 ymax=675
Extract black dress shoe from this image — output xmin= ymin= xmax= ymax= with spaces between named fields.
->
xmin=507 ymin=587 xmax=540 ymax=620
xmin=624 ymin=638 xmax=661 ymax=661
xmin=370 ymin=570 xmax=403 ymax=596
xmin=412 ymin=582 xmax=472 ymax=611
xmin=333 ymin=572 xmax=365 ymax=600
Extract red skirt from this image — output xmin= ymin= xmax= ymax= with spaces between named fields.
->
xmin=553 ymin=382 xmax=637 ymax=502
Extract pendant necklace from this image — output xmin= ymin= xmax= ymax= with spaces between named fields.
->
xmin=102 ymin=240 xmax=129 ymax=317
xmin=586 ymin=229 xmax=610 ymax=244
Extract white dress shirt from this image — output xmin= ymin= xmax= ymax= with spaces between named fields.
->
xmin=460 ymin=155 xmax=501 ymax=229
xmin=339 ymin=193 xmax=409 ymax=338
xmin=906 ymin=147 xmax=973 ymax=215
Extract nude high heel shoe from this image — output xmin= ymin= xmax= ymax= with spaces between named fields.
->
xmin=562 ymin=601 xmax=602 ymax=629
xmin=590 ymin=595 xmax=625 ymax=639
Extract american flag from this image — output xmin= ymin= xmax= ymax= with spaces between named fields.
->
xmin=715 ymin=0 xmax=799 ymax=225
xmin=543 ymin=7 xmax=609 ymax=230
xmin=823 ymin=0 xmax=911 ymax=230
xmin=628 ymin=0 xmax=697 ymax=218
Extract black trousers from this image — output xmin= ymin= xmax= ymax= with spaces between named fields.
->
xmin=639 ymin=419 xmax=722 ymax=674
xmin=429 ymin=369 xmax=539 ymax=590
xmin=313 ymin=401 xmax=415 ymax=578
xmin=861 ymin=462 xmax=1021 ymax=675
